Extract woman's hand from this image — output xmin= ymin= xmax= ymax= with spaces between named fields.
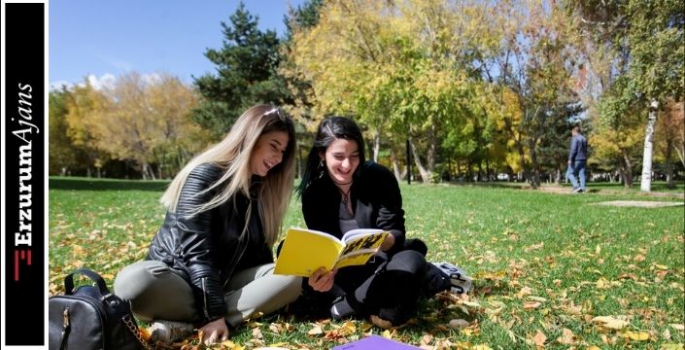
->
xmin=199 ymin=317 xmax=229 ymax=345
xmin=308 ymin=267 xmax=337 ymax=292
xmin=380 ymin=233 xmax=395 ymax=251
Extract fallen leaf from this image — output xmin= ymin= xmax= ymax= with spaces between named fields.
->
xmin=669 ymin=324 xmax=685 ymax=331
xmin=591 ymin=316 xmax=630 ymax=330
xmin=472 ymin=345 xmax=493 ymax=350
xmin=660 ymin=343 xmax=684 ymax=350
xmin=252 ymin=327 xmax=263 ymax=339
xmin=307 ymin=325 xmax=323 ymax=336
xmin=623 ymin=331 xmax=650 ymax=341
xmin=449 ymin=319 xmax=470 ymax=329
xmin=532 ymin=330 xmax=546 ymax=346
xmin=557 ymin=328 xmax=575 ymax=345
xmin=523 ymin=301 xmax=542 ymax=310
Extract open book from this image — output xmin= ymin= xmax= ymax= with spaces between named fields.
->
xmin=274 ymin=227 xmax=389 ymax=277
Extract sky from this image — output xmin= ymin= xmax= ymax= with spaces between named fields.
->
xmin=49 ymin=0 xmax=306 ymax=90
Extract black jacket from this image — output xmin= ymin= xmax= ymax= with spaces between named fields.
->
xmin=301 ymin=162 xmax=406 ymax=256
xmin=146 ymin=163 xmax=273 ymax=322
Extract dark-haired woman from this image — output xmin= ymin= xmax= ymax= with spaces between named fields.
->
xmin=296 ymin=116 xmax=428 ymax=328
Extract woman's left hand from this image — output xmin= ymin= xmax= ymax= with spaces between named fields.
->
xmin=308 ymin=267 xmax=337 ymax=292
xmin=380 ymin=233 xmax=395 ymax=251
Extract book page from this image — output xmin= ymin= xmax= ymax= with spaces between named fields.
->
xmin=341 ymin=228 xmax=385 ymax=242
xmin=339 ymin=230 xmax=388 ymax=257
xmin=334 ymin=249 xmax=378 ymax=269
xmin=273 ymin=227 xmax=345 ymax=277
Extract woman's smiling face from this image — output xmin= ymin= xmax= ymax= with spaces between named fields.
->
xmin=250 ymin=131 xmax=289 ymax=177
xmin=321 ymin=138 xmax=360 ymax=184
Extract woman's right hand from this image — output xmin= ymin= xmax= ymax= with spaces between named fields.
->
xmin=308 ymin=267 xmax=337 ymax=292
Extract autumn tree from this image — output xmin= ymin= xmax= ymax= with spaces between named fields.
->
xmin=64 ymin=81 xmax=112 ymax=177
xmin=65 ymin=72 xmax=202 ymax=179
xmin=49 ymin=87 xmax=93 ymax=175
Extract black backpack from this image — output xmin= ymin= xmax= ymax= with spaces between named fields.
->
xmin=48 ymin=268 xmax=152 ymax=350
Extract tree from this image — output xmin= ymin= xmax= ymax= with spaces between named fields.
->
xmin=655 ymin=100 xmax=685 ymax=188
xmin=64 ymin=81 xmax=112 ymax=177
xmin=49 ymin=87 xmax=92 ymax=175
xmin=193 ymin=2 xmax=289 ymax=139
xmin=66 ymin=72 xmax=202 ymax=179
xmin=566 ymin=0 xmax=684 ymax=189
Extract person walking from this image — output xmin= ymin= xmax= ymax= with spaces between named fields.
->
xmin=566 ymin=126 xmax=588 ymax=193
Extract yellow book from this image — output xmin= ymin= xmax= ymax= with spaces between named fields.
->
xmin=274 ymin=227 xmax=389 ymax=277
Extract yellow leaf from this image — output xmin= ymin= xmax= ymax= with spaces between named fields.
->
xmin=307 ymin=325 xmax=323 ymax=336
xmin=588 ymin=346 xmax=602 ymax=350
xmin=219 ymin=340 xmax=236 ymax=348
xmin=461 ymin=301 xmax=483 ymax=308
xmin=473 ymin=345 xmax=493 ymax=350
xmin=591 ymin=316 xmax=630 ymax=330
xmin=624 ymin=331 xmax=650 ymax=341
xmin=381 ymin=329 xmax=392 ymax=338
xmin=660 ymin=343 xmax=684 ymax=350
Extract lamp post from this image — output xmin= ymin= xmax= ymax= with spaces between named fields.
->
xmin=640 ymin=99 xmax=659 ymax=192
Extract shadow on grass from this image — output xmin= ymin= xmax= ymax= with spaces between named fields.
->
xmin=49 ymin=177 xmax=170 ymax=192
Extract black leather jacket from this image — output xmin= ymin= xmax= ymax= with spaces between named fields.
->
xmin=301 ymin=162 xmax=406 ymax=256
xmin=146 ymin=163 xmax=273 ymax=322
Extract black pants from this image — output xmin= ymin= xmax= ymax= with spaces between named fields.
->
xmin=331 ymin=249 xmax=427 ymax=325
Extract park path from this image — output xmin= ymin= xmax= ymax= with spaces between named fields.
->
xmin=535 ymin=184 xmax=685 ymax=200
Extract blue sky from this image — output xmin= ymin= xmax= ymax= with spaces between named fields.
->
xmin=49 ymin=0 xmax=305 ymax=89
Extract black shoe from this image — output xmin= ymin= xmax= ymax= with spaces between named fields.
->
xmin=330 ymin=296 xmax=356 ymax=321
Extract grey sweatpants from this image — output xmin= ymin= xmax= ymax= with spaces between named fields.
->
xmin=113 ymin=261 xmax=301 ymax=327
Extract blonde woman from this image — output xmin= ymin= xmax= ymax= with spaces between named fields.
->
xmin=114 ymin=104 xmax=301 ymax=345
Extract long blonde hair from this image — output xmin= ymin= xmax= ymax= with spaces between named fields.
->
xmin=160 ymin=104 xmax=296 ymax=246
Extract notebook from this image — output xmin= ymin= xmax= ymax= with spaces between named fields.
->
xmin=331 ymin=335 xmax=419 ymax=349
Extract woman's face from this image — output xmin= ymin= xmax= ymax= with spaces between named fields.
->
xmin=250 ymin=131 xmax=289 ymax=177
xmin=321 ymin=138 xmax=360 ymax=185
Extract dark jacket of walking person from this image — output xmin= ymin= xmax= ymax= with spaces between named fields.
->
xmin=567 ymin=126 xmax=588 ymax=192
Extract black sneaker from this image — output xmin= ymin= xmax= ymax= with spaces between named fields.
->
xmin=330 ymin=296 xmax=356 ymax=321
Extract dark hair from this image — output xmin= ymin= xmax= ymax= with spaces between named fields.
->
xmin=572 ymin=126 xmax=581 ymax=133
xmin=297 ymin=116 xmax=366 ymax=197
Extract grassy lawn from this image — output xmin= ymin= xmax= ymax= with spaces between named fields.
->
xmin=49 ymin=177 xmax=685 ymax=349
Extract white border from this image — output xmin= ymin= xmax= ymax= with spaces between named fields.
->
xmin=1 ymin=0 xmax=49 ymax=349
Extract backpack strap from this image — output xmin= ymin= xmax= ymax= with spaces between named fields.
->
xmin=64 ymin=268 xmax=110 ymax=296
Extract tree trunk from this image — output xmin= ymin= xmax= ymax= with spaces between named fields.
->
xmin=640 ymin=100 xmax=658 ymax=192
xmin=409 ymin=139 xmax=430 ymax=182
xmin=665 ymin=140 xmax=675 ymax=189
xmin=390 ymin=148 xmax=402 ymax=181
xmin=529 ymin=138 xmax=540 ymax=189
xmin=620 ymin=151 xmax=634 ymax=188
xmin=372 ymin=130 xmax=381 ymax=163
xmin=427 ymin=123 xmax=437 ymax=173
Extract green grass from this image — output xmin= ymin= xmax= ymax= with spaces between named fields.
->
xmin=49 ymin=177 xmax=685 ymax=349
